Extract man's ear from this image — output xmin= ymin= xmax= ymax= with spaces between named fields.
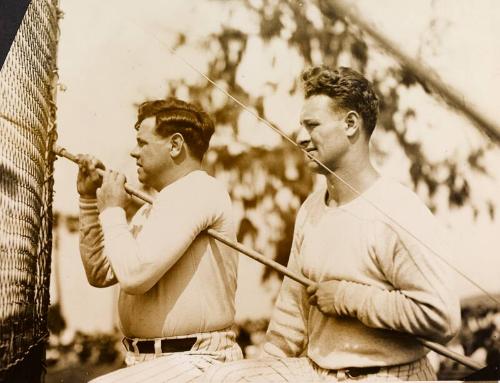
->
xmin=344 ymin=111 xmax=361 ymax=137
xmin=169 ymin=133 xmax=185 ymax=158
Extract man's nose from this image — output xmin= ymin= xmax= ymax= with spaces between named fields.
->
xmin=296 ymin=126 xmax=311 ymax=147
xmin=130 ymin=146 xmax=139 ymax=159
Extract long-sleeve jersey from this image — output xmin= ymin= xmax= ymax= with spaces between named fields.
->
xmin=265 ymin=176 xmax=461 ymax=369
xmin=79 ymin=170 xmax=238 ymax=338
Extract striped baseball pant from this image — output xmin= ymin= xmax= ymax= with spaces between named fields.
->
xmin=89 ymin=328 xmax=243 ymax=383
xmin=201 ymin=355 xmax=437 ymax=382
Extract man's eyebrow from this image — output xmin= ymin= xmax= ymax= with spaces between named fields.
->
xmin=301 ymin=118 xmax=319 ymax=125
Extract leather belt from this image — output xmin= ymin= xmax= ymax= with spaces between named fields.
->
xmin=344 ymin=366 xmax=381 ymax=378
xmin=122 ymin=336 xmax=197 ymax=354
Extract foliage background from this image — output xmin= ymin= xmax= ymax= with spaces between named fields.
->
xmin=160 ymin=0 xmax=497 ymax=277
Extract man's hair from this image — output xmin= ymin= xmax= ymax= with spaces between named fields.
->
xmin=302 ymin=66 xmax=379 ymax=136
xmin=135 ymin=98 xmax=215 ymax=161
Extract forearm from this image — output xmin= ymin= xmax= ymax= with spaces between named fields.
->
xmin=265 ymin=234 xmax=309 ymax=357
xmin=98 ymin=207 xmax=157 ymax=294
xmin=99 ymin=205 xmax=206 ymax=295
xmin=98 ymin=174 xmax=231 ymax=295
xmin=337 ymin=221 xmax=463 ymax=344
xmin=332 ymin=280 xmax=460 ymax=343
xmin=79 ymin=198 xmax=117 ymax=287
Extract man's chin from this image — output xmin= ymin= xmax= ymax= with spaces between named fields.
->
xmin=307 ymin=161 xmax=321 ymax=173
xmin=308 ymin=162 xmax=333 ymax=177
xmin=137 ymin=170 xmax=146 ymax=183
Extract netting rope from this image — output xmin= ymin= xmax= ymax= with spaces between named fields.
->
xmin=0 ymin=0 xmax=60 ymax=375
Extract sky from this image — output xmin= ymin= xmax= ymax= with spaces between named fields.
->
xmin=52 ymin=0 xmax=500 ymax=328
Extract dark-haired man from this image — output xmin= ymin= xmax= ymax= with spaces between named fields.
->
xmin=77 ymin=98 xmax=242 ymax=382
xmin=203 ymin=66 xmax=460 ymax=381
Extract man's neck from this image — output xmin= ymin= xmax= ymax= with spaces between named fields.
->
xmin=154 ymin=161 xmax=202 ymax=192
xmin=324 ymin=158 xmax=379 ymax=207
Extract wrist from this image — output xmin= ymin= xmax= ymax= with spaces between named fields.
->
xmin=79 ymin=191 xmax=97 ymax=199
xmin=80 ymin=195 xmax=97 ymax=200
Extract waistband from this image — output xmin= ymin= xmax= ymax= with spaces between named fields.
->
xmin=122 ymin=326 xmax=238 ymax=355
xmin=329 ymin=366 xmax=381 ymax=380
xmin=321 ymin=357 xmax=433 ymax=381
xmin=122 ymin=336 xmax=197 ymax=354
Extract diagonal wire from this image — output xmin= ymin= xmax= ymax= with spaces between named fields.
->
xmin=96 ymin=2 xmax=500 ymax=307
xmin=169 ymin=45 xmax=500 ymax=307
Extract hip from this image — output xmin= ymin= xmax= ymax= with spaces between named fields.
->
xmin=123 ymin=326 xmax=243 ymax=366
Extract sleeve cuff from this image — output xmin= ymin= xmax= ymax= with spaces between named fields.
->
xmin=99 ymin=207 xmax=127 ymax=229
xmin=79 ymin=197 xmax=98 ymax=210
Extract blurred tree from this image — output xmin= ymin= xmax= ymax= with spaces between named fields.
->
xmin=163 ymin=0 xmax=494 ymax=279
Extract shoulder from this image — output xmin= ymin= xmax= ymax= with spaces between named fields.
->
xmin=157 ymin=171 xmax=233 ymax=220
xmin=159 ymin=170 xmax=229 ymax=200
xmin=370 ymin=176 xmax=434 ymax=219
xmin=368 ymin=176 xmax=449 ymax=253
xmin=192 ymin=171 xmax=232 ymax=204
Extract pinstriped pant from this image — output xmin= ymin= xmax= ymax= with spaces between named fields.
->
xmin=89 ymin=328 xmax=243 ymax=383
xmin=201 ymin=355 xmax=437 ymax=382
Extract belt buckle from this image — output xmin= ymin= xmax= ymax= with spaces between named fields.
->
xmin=122 ymin=337 xmax=140 ymax=353
xmin=122 ymin=337 xmax=129 ymax=351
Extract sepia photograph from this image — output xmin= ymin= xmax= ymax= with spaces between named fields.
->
xmin=1 ymin=0 xmax=499 ymax=381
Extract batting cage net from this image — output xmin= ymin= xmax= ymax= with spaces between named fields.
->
xmin=0 ymin=0 xmax=59 ymax=379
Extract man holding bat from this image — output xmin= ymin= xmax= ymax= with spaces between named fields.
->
xmin=77 ymin=98 xmax=242 ymax=382
xmin=203 ymin=66 xmax=461 ymax=381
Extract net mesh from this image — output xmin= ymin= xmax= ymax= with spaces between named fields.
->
xmin=0 ymin=0 xmax=60 ymax=374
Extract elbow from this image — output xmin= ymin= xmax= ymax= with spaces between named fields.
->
xmin=114 ymin=263 xmax=159 ymax=295
xmin=438 ymin=304 xmax=461 ymax=343
xmin=428 ymin=322 xmax=459 ymax=344
xmin=84 ymin=268 xmax=115 ymax=288
xmin=87 ymin=276 xmax=102 ymax=288
xmin=87 ymin=277 xmax=113 ymax=288
xmin=419 ymin=301 xmax=461 ymax=344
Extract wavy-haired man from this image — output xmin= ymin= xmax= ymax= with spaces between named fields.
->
xmin=203 ymin=66 xmax=460 ymax=382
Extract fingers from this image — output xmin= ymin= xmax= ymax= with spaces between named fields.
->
xmin=307 ymin=283 xmax=319 ymax=306
xmin=77 ymin=154 xmax=105 ymax=174
xmin=308 ymin=294 xmax=318 ymax=306
xmin=101 ymin=170 xmax=126 ymax=184
xmin=95 ymin=159 xmax=105 ymax=170
xmin=306 ymin=283 xmax=318 ymax=295
xmin=96 ymin=170 xmax=129 ymax=211
xmin=99 ymin=170 xmax=127 ymax=198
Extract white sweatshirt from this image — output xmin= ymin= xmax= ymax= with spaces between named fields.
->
xmin=265 ymin=176 xmax=461 ymax=369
